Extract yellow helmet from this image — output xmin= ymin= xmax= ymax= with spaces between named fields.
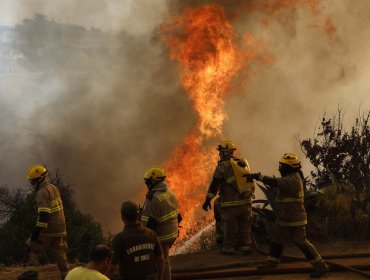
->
xmin=27 ymin=164 xmax=48 ymax=180
xmin=143 ymin=166 xmax=166 ymax=182
xmin=216 ymin=140 xmax=236 ymax=152
xmin=279 ymin=153 xmax=300 ymax=168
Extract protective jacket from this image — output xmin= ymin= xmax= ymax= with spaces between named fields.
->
xmin=262 ymin=171 xmax=307 ymax=226
xmin=141 ymin=181 xmax=180 ymax=243
xmin=206 ymin=157 xmax=253 ymax=208
xmin=35 ymin=180 xmax=66 ymax=237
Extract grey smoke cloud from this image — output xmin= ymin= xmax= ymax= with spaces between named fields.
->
xmin=225 ymin=1 xmax=370 ymax=177
xmin=0 ymin=0 xmax=369 ymax=232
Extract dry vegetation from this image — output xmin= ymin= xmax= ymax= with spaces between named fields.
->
xmin=308 ymin=183 xmax=369 ymax=240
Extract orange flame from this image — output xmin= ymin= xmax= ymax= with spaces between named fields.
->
xmin=161 ymin=5 xmax=246 ymax=237
xmin=158 ymin=1 xmax=336 ymax=243
xmin=163 ymin=5 xmax=243 ymax=138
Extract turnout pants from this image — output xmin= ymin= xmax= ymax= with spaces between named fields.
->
xmin=267 ymin=224 xmax=325 ymax=267
xmin=27 ymin=236 xmax=69 ymax=279
xmin=214 ymin=197 xmax=223 ymax=244
xmin=161 ymin=239 xmax=175 ymax=280
xmin=221 ymin=203 xmax=252 ymax=253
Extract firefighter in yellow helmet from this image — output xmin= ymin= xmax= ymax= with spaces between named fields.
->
xmin=141 ymin=166 xmax=181 ymax=280
xmin=246 ymin=153 xmax=329 ymax=278
xmin=24 ymin=164 xmax=69 ymax=279
xmin=202 ymin=141 xmax=255 ymax=255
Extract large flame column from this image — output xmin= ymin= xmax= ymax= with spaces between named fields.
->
xmin=161 ymin=5 xmax=243 ymax=238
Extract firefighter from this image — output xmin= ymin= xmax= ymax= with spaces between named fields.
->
xmin=25 ymin=164 xmax=69 ymax=279
xmin=245 ymin=153 xmax=329 ymax=278
xmin=141 ymin=166 xmax=181 ymax=280
xmin=109 ymin=201 xmax=164 ymax=280
xmin=202 ymin=141 xmax=254 ymax=255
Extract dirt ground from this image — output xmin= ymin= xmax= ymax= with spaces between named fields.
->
xmin=1 ymin=240 xmax=370 ymax=280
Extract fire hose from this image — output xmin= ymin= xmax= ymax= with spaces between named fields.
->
xmin=172 ymin=231 xmax=370 ymax=279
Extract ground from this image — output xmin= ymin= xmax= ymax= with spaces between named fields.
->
xmin=1 ymin=240 xmax=370 ymax=279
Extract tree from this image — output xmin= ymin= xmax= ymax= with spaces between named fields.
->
xmin=0 ymin=171 xmax=105 ymax=265
xmin=300 ymin=108 xmax=370 ymax=201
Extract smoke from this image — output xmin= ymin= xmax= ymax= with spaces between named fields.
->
xmin=0 ymin=1 xmax=195 ymax=231
xmin=224 ymin=1 xmax=370 ymax=176
xmin=0 ymin=1 xmax=369 ymax=232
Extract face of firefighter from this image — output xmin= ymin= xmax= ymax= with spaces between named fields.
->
xmin=29 ymin=179 xmax=38 ymax=187
xmin=219 ymin=150 xmax=233 ymax=160
xmin=279 ymin=163 xmax=296 ymax=177
xmin=144 ymin=178 xmax=156 ymax=190
xmin=29 ymin=176 xmax=46 ymax=189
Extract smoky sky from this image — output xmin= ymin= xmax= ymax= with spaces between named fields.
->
xmin=0 ymin=1 xmax=369 ymax=232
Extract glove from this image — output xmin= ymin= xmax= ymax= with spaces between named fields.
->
xmin=31 ymin=227 xmax=41 ymax=242
xmin=202 ymin=198 xmax=212 ymax=211
xmin=244 ymin=173 xmax=261 ymax=182
xmin=177 ymin=213 xmax=183 ymax=224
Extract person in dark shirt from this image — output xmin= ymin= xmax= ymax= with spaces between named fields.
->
xmin=108 ymin=201 xmax=164 ymax=280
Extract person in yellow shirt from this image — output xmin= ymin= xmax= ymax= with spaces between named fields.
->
xmin=65 ymin=244 xmax=112 ymax=280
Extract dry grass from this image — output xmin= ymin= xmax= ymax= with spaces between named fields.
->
xmin=308 ymin=183 xmax=369 ymax=240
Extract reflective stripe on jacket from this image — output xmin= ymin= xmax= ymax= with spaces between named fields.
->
xmin=141 ymin=181 xmax=179 ymax=243
xmin=36 ymin=180 xmax=66 ymax=237
xmin=275 ymin=172 xmax=307 ymax=226
xmin=206 ymin=158 xmax=252 ymax=208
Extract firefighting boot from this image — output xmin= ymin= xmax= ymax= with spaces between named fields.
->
xmin=215 ymin=235 xmax=223 ymax=247
xmin=257 ymin=260 xmax=278 ymax=269
xmin=310 ymin=261 xmax=329 ymax=278
xmin=242 ymin=249 xmax=252 ymax=256
xmin=220 ymin=248 xmax=234 ymax=255
xmin=241 ymin=246 xmax=252 ymax=256
xmin=257 ymin=242 xmax=283 ymax=269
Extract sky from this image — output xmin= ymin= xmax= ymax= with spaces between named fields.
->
xmin=0 ymin=0 xmax=369 ymax=232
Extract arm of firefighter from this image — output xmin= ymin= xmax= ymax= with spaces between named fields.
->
xmin=35 ymin=189 xmax=51 ymax=229
xmin=31 ymin=210 xmax=50 ymax=242
xmin=245 ymin=173 xmax=278 ymax=187
xmin=260 ymin=175 xmax=278 ymax=187
xmin=146 ymin=216 xmax=158 ymax=231
xmin=36 ymin=209 xmax=51 ymax=229
xmin=206 ymin=177 xmax=223 ymax=200
xmin=177 ymin=213 xmax=182 ymax=224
